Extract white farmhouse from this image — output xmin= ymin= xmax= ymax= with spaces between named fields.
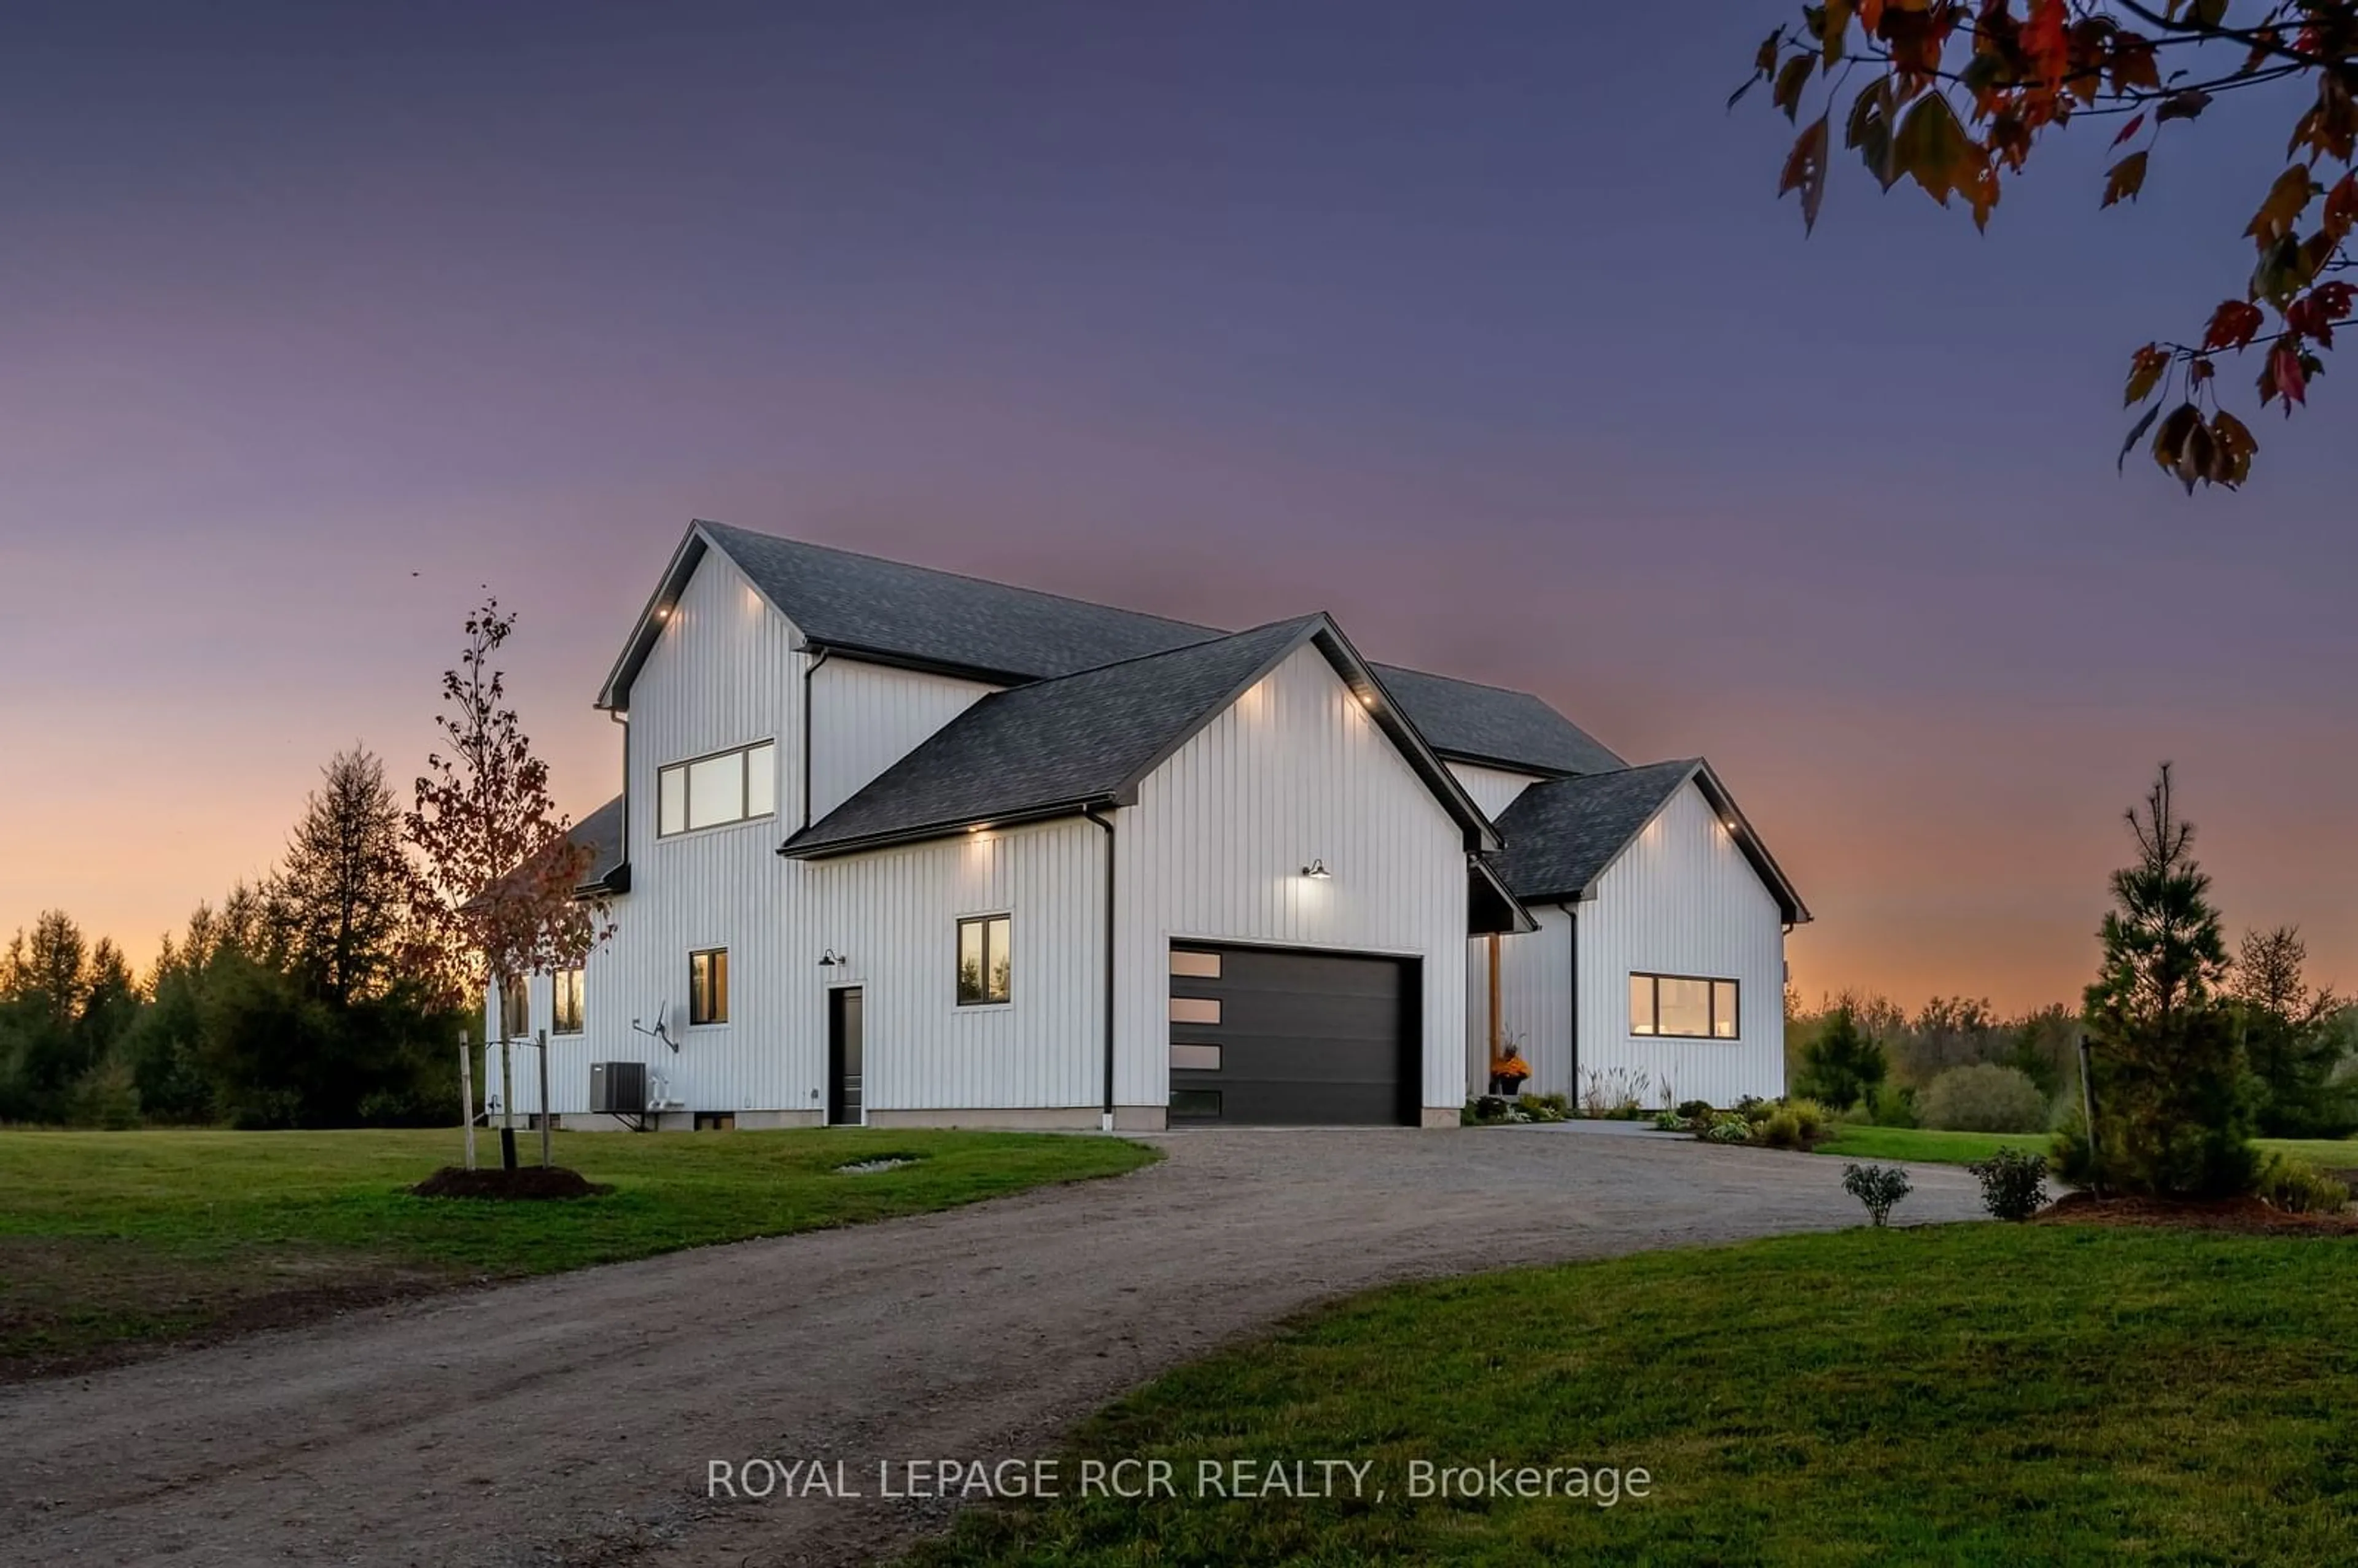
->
xmin=486 ymin=522 xmax=1807 ymax=1130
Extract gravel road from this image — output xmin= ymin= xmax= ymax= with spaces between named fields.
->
xmin=2 ymin=1128 xmax=1981 ymax=1567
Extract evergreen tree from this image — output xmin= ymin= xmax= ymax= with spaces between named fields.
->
xmin=1797 ymin=1003 xmax=1888 ymax=1111
xmin=273 ymin=748 xmax=415 ymax=1006
xmin=2075 ymin=764 xmax=2257 ymax=1198
xmin=2232 ymin=926 xmax=2353 ymax=1139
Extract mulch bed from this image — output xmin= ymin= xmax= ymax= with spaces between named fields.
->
xmin=411 ymin=1165 xmax=613 ymax=1200
xmin=2033 ymin=1189 xmax=2358 ymax=1235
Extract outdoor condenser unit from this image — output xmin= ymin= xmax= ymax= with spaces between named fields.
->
xmin=588 ymin=1061 xmax=648 ymax=1115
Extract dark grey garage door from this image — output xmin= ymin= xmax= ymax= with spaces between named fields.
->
xmin=1167 ymin=944 xmax=1419 ymax=1126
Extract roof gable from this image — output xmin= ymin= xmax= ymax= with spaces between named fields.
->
xmin=1492 ymin=760 xmax=1808 ymax=923
xmin=597 ymin=521 xmax=1623 ymax=778
xmin=783 ymin=615 xmax=1499 ymax=859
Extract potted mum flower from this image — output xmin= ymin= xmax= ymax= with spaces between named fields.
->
xmin=1489 ymin=1044 xmax=1533 ymax=1098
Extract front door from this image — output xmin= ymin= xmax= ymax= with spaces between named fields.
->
xmin=827 ymin=987 xmax=864 ymax=1126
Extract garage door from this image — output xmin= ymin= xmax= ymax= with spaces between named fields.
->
xmin=1167 ymin=944 xmax=1419 ymax=1125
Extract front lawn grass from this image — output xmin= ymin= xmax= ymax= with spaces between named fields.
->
xmin=909 ymin=1225 xmax=2358 ymax=1566
xmin=0 ymin=1127 xmax=1154 ymax=1375
xmin=1816 ymin=1124 xmax=2358 ymax=1171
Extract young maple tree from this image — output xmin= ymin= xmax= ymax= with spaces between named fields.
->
xmin=1736 ymin=1 xmax=2357 ymax=490
xmin=405 ymin=597 xmax=607 ymax=1022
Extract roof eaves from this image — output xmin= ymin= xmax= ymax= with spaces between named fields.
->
xmin=779 ymin=798 xmax=1113 ymax=861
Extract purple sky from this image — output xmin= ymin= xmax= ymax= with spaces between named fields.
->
xmin=4 ymin=1 xmax=2351 ymax=1011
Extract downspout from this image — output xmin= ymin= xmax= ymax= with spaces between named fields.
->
xmin=1084 ymin=807 xmax=1116 ymax=1132
xmin=1558 ymin=902 xmax=1579 ymax=1095
xmin=1485 ymin=932 xmax=1502 ymax=1085
xmin=800 ymin=645 xmax=831 ymax=829
xmin=607 ymin=707 xmax=629 ymax=862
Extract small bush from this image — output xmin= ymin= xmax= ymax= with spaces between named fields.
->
xmin=1966 ymin=1147 xmax=2050 ymax=1221
xmin=1703 ymin=1115 xmax=1751 ymax=1144
xmin=64 ymin=1058 xmax=142 ymax=1130
xmin=1869 ymin=1081 xmax=1918 ymax=1128
xmin=1920 ymin=1063 xmax=2048 ymax=1133
xmin=1675 ymin=1099 xmax=1713 ymax=1124
xmin=1736 ymin=1096 xmax=1775 ymax=1125
xmin=2257 ymin=1155 xmax=2352 ymax=1216
xmin=1757 ymin=1108 xmax=1807 ymax=1149
xmin=1651 ymin=1109 xmax=1684 ymax=1131
xmin=1783 ymin=1098 xmax=1831 ymax=1144
xmin=1518 ymin=1092 xmax=1572 ymax=1123
xmin=1842 ymin=1162 xmax=1912 ymax=1226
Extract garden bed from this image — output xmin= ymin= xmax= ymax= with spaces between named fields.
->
xmin=411 ymin=1165 xmax=612 ymax=1200
xmin=2034 ymin=1190 xmax=2358 ymax=1236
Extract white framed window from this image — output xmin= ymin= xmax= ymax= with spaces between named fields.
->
xmin=957 ymin=915 xmax=1011 ymax=1005
xmin=1629 ymin=973 xmax=1739 ymax=1040
xmin=658 ymin=740 xmax=776 ymax=836
xmin=498 ymin=982 xmax=529 ymax=1042
xmin=551 ymin=968 xmax=585 ymax=1035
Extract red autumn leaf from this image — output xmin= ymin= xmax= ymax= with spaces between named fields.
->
xmin=2023 ymin=0 xmax=2070 ymax=88
xmin=2267 ymin=341 xmax=2308 ymax=408
xmin=2125 ymin=343 xmax=2169 ymax=406
xmin=2111 ymin=113 xmax=2146 ymax=148
xmin=2201 ymin=300 xmax=2267 ymax=352
xmin=1780 ymin=114 xmax=1833 ymax=233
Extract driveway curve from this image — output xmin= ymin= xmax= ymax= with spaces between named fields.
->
xmin=3 ymin=1128 xmax=1981 ymax=1567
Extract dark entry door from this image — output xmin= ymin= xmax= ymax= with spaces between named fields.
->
xmin=1168 ymin=945 xmax=1417 ymax=1125
xmin=827 ymin=987 xmax=864 ymax=1126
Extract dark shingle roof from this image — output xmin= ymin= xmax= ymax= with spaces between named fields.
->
xmin=629 ymin=522 xmax=1622 ymax=778
xmin=702 ymin=522 xmax=1215 ymax=679
xmin=1490 ymin=760 xmax=1700 ymax=901
xmin=1369 ymin=663 xmax=1624 ymax=775
xmin=785 ymin=618 xmax=1326 ymax=856
xmin=569 ymin=794 xmax=628 ymax=893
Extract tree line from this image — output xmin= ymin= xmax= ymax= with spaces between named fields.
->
xmin=0 ymin=598 xmax=602 ymax=1129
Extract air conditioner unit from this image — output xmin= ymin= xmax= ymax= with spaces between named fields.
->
xmin=589 ymin=1061 xmax=648 ymax=1115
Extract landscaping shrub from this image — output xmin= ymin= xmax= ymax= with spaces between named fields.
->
xmin=1869 ymin=1081 xmax=1918 ymax=1128
xmin=1675 ymin=1099 xmax=1713 ymax=1124
xmin=2256 ymin=1155 xmax=2352 ymax=1216
xmin=1518 ymin=1092 xmax=1572 ymax=1123
xmin=1736 ymin=1096 xmax=1775 ymax=1125
xmin=1841 ymin=1162 xmax=1912 ymax=1226
xmin=1703 ymin=1115 xmax=1751 ymax=1144
xmin=1757 ymin=1108 xmax=1807 ymax=1149
xmin=1651 ymin=1109 xmax=1684 ymax=1131
xmin=1920 ymin=1063 xmax=2048 ymax=1133
xmin=1795 ymin=1003 xmax=1888 ymax=1111
xmin=1783 ymin=1097 xmax=1831 ymax=1143
xmin=1966 ymin=1147 xmax=2050 ymax=1221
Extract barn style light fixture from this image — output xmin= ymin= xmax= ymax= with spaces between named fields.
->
xmin=1301 ymin=859 xmax=1332 ymax=880
xmin=818 ymin=949 xmax=847 ymax=968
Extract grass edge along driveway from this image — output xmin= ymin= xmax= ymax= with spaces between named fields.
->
xmin=0 ymin=1127 xmax=1156 ymax=1377
xmin=905 ymin=1223 xmax=2358 ymax=1566
xmin=1816 ymin=1124 xmax=2358 ymax=1170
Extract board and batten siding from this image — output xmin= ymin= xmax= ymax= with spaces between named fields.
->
xmin=1445 ymin=761 xmax=1545 ymax=821
xmin=496 ymin=547 xmax=817 ymax=1119
xmin=1573 ymin=780 xmax=1786 ymax=1108
xmin=1113 ymin=642 xmax=1472 ymax=1114
xmin=804 ymin=818 xmax=1104 ymax=1112
xmin=807 ymin=659 xmax=998 ymax=823
xmin=1465 ymin=907 xmax=1574 ymax=1098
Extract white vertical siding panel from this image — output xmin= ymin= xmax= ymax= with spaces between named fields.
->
xmin=503 ymin=549 xmax=813 ymax=1118
xmin=1115 ymin=644 xmax=1471 ymax=1113
xmin=1446 ymin=761 xmax=1545 ymax=820
xmin=1570 ymin=782 xmax=1786 ymax=1109
xmin=805 ymin=818 xmax=1103 ymax=1111
xmin=1466 ymin=910 xmax=1574 ymax=1098
xmin=807 ymin=661 xmax=998 ymax=821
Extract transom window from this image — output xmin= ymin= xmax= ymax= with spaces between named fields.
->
xmin=689 ymin=948 xmax=730 ymax=1025
xmin=957 ymin=915 xmax=1012 ymax=1005
xmin=658 ymin=740 xmax=776 ymax=836
xmin=552 ymin=968 xmax=585 ymax=1036
xmin=1630 ymin=973 xmax=1739 ymax=1039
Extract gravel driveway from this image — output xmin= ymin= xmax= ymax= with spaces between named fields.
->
xmin=3 ymin=1128 xmax=1980 ymax=1567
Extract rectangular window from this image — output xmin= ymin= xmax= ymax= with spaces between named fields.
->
xmin=1169 ymin=949 xmax=1222 ymax=979
xmin=656 ymin=740 xmax=777 ymax=837
xmin=1628 ymin=972 xmax=1740 ymax=1040
xmin=1170 ymin=1089 xmax=1223 ymax=1118
xmin=956 ymin=915 xmax=1012 ymax=1005
xmin=499 ymin=982 xmax=529 ymax=1042
xmin=1170 ymin=996 xmax=1221 ymax=1025
xmin=1170 ymin=1043 xmax=1223 ymax=1072
xmin=689 ymin=948 xmax=730 ymax=1025
xmin=552 ymin=968 xmax=585 ymax=1035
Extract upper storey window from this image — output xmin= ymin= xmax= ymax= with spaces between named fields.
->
xmin=658 ymin=740 xmax=776 ymax=836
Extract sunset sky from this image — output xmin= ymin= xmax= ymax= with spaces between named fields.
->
xmin=3 ymin=1 xmax=2351 ymax=1014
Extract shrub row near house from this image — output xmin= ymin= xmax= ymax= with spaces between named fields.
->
xmin=1655 ymin=1095 xmax=1834 ymax=1151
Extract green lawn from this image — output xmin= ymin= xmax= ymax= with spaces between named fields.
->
xmin=908 ymin=1226 xmax=2358 ymax=1566
xmin=0 ymin=1127 xmax=1154 ymax=1375
xmin=1816 ymin=1124 xmax=2358 ymax=1171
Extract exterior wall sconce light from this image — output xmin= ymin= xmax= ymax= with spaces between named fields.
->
xmin=1301 ymin=860 xmax=1331 ymax=880
xmin=818 ymin=949 xmax=847 ymax=968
